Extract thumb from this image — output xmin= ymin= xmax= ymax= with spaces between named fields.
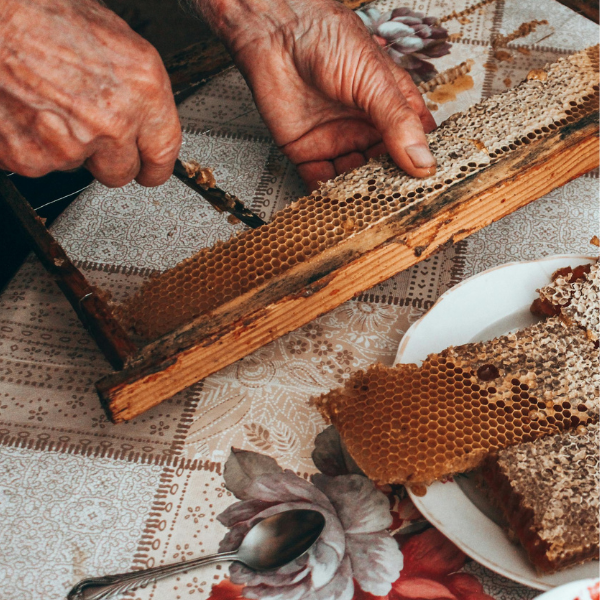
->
xmin=355 ymin=56 xmax=437 ymax=178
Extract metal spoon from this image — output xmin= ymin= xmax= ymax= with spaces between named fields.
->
xmin=68 ymin=509 xmax=326 ymax=600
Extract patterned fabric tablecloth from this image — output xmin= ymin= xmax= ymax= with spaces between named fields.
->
xmin=0 ymin=1 xmax=598 ymax=599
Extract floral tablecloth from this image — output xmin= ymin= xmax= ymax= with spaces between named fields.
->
xmin=0 ymin=0 xmax=598 ymax=599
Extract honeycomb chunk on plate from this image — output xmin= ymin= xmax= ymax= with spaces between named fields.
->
xmin=313 ymin=316 xmax=598 ymax=486
xmin=481 ymin=423 xmax=599 ymax=574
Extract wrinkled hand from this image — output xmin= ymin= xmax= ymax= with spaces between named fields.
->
xmin=199 ymin=0 xmax=437 ymax=191
xmin=0 ymin=0 xmax=181 ymax=187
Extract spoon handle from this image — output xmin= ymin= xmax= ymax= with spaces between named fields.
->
xmin=67 ymin=550 xmax=239 ymax=600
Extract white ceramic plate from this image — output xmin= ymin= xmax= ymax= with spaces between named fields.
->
xmin=394 ymin=255 xmax=598 ymax=591
xmin=536 ymin=578 xmax=599 ymax=600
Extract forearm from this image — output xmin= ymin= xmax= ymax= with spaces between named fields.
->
xmin=191 ymin=0 xmax=341 ymax=55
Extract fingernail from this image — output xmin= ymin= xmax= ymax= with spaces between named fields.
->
xmin=405 ymin=144 xmax=437 ymax=170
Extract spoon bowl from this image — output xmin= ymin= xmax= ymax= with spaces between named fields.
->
xmin=238 ymin=509 xmax=326 ymax=571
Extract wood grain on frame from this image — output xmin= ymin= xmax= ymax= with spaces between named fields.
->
xmin=0 ymin=175 xmax=138 ymax=370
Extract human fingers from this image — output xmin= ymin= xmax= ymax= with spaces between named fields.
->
xmin=364 ymin=141 xmax=386 ymax=160
xmin=281 ymin=117 xmax=380 ymax=165
xmin=134 ymin=57 xmax=182 ymax=187
xmin=297 ymin=160 xmax=336 ymax=192
xmin=0 ymin=95 xmax=87 ymax=177
xmin=0 ymin=0 xmax=182 ymax=188
xmin=136 ymin=122 xmax=182 ymax=188
xmin=85 ymin=140 xmax=141 ymax=188
xmin=385 ymin=60 xmax=437 ymax=133
xmin=369 ymin=26 xmax=437 ymax=133
xmin=355 ymin=55 xmax=436 ymax=178
xmin=333 ymin=151 xmax=366 ymax=175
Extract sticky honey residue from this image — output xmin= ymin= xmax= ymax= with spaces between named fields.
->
xmin=181 ymin=159 xmax=217 ymax=189
xmin=419 ymin=60 xmax=474 ymax=95
xmin=503 ymin=77 xmax=512 ymax=87
xmin=517 ymin=47 xmax=531 ymax=55
xmin=483 ymin=62 xmax=499 ymax=72
xmin=493 ymin=19 xmax=548 ymax=48
xmin=410 ymin=483 xmax=428 ymax=497
xmin=494 ymin=49 xmax=513 ymax=62
xmin=427 ymin=74 xmax=474 ymax=104
xmin=468 ymin=139 xmax=488 ymax=153
xmin=527 ymin=69 xmax=548 ymax=82
xmin=341 ymin=217 xmax=356 ymax=232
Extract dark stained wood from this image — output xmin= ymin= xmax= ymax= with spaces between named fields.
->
xmin=165 ymin=36 xmax=233 ymax=104
xmin=0 ymin=0 xmax=376 ymax=396
xmin=0 ymin=174 xmax=138 ymax=370
xmin=554 ymin=0 xmax=599 ymax=23
xmin=96 ymin=111 xmax=600 ymax=422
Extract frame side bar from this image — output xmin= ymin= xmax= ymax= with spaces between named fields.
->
xmin=0 ymin=174 xmax=138 ymax=370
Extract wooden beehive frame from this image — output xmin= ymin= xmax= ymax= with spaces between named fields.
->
xmin=1 ymin=38 xmax=598 ymax=423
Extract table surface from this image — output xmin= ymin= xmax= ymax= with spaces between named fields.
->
xmin=0 ymin=1 xmax=598 ymax=599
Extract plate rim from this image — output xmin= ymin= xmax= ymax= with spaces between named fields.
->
xmin=536 ymin=578 xmax=600 ymax=600
xmin=395 ymin=254 xmax=595 ymax=366
xmin=395 ymin=254 xmax=598 ymax=591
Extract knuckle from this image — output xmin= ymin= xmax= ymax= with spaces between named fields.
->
xmin=142 ymin=47 xmax=169 ymax=86
xmin=142 ymin=135 xmax=181 ymax=167
xmin=98 ymin=168 xmax=136 ymax=188
xmin=103 ymin=176 xmax=134 ymax=189
xmin=136 ymin=170 xmax=169 ymax=188
xmin=19 ymin=163 xmax=53 ymax=179
xmin=59 ymin=144 xmax=85 ymax=165
xmin=391 ymin=102 xmax=420 ymax=125
xmin=86 ymin=155 xmax=138 ymax=189
xmin=394 ymin=66 xmax=417 ymax=85
xmin=1 ymin=140 xmax=52 ymax=178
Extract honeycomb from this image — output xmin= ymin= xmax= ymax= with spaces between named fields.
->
xmin=313 ymin=317 xmax=599 ymax=486
xmin=482 ymin=423 xmax=599 ymax=574
xmin=535 ymin=260 xmax=599 ymax=342
xmin=121 ymin=47 xmax=599 ymax=340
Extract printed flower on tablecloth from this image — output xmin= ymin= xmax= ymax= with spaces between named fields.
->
xmin=357 ymin=8 xmax=451 ymax=84
xmin=337 ymin=303 xmax=398 ymax=338
xmin=208 ymin=427 xmax=494 ymax=600
xmin=313 ymin=341 xmax=334 ymax=357
xmin=287 ymin=338 xmax=309 ymax=355
xmin=388 ymin=528 xmax=495 ymax=600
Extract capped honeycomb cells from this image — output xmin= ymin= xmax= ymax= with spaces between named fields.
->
xmin=537 ymin=261 xmax=599 ymax=341
xmin=314 ymin=317 xmax=599 ymax=486
xmin=482 ymin=423 xmax=599 ymax=574
xmin=121 ymin=47 xmax=599 ymax=341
